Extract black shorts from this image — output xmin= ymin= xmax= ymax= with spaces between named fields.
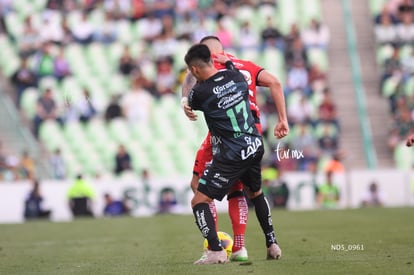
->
xmin=197 ymin=149 xmax=264 ymax=201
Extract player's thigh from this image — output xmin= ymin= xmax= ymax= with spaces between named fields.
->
xmin=193 ymin=137 xmax=213 ymax=176
xmin=240 ymin=158 xmax=262 ymax=193
xmin=198 ymin=158 xmax=245 ymax=201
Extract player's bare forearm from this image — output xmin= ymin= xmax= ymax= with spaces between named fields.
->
xmin=181 ymin=71 xmax=197 ymax=98
xmin=181 ymin=71 xmax=198 ymax=120
xmin=258 ymin=71 xmax=289 ymax=138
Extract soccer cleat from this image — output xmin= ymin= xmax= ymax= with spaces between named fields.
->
xmin=194 ymin=249 xmax=208 ymax=264
xmin=230 ymin=247 xmax=248 ymax=262
xmin=267 ymin=243 xmax=282 ymax=260
xmin=193 ymin=249 xmax=228 ymax=265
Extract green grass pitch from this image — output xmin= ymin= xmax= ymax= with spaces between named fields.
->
xmin=0 ymin=207 xmax=413 ymax=274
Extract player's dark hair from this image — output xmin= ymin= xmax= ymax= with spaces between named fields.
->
xmin=184 ymin=44 xmax=211 ymax=67
xmin=199 ymin=35 xmax=221 ymax=44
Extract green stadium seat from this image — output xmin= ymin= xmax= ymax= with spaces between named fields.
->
xmin=307 ymin=48 xmax=329 ymax=72
xmin=309 ymin=91 xmax=324 ymax=109
xmin=314 ymin=123 xmax=338 ymax=138
xmin=261 ymin=48 xmax=285 ymax=73
xmin=105 ymin=74 xmax=129 ymax=95
xmin=39 ymin=77 xmax=59 ymax=92
xmin=174 ymin=40 xmax=191 ymax=72
xmin=234 ymin=5 xmax=256 ymax=25
xmin=4 ymin=12 xmax=23 ymax=39
xmin=107 ymin=118 xmax=132 ymax=145
xmin=1 ymin=52 xmax=20 ymax=77
xmin=369 ymin=0 xmax=388 ymax=15
xmin=298 ymin=0 xmax=322 ymax=27
xmin=277 ymin=0 xmax=299 ymax=34
xmin=66 ymin=10 xmax=82 ymax=29
xmin=239 ymin=48 xmax=260 ymax=62
xmin=394 ymin=142 xmax=414 ymax=170
xmin=399 ymin=45 xmax=413 ymax=61
xmin=21 ymin=87 xmax=39 ymax=119
xmin=106 ymin=42 xmax=125 ymax=66
xmin=89 ymin=8 xmax=104 ymax=27
xmin=0 ymin=36 xmax=19 ymax=76
xmin=32 ymin=0 xmax=47 ymax=11
xmin=39 ymin=120 xmax=65 ymax=151
xmin=290 ymin=123 xmax=314 ymax=137
xmin=117 ymin=20 xmax=134 ymax=44
xmin=287 ymin=90 xmax=303 ymax=108
xmin=376 ymin=44 xmax=394 ymax=66
xmin=256 ymin=5 xmax=277 ymax=31
xmin=404 ymin=77 xmax=414 ymax=97
xmin=382 ymin=76 xmax=400 ymax=98
xmin=64 ymin=122 xmax=86 ymax=143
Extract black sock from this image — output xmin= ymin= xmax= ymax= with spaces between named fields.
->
xmin=193 ymin=203 xmax=222 ymax=251
xmin=251 ymin=193 xmax=278 ymax=247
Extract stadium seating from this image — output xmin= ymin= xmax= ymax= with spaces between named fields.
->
xmin=369 ymin=0 xmax=414 ymax=169
xmin=0 ymin=0 xmax=336 ymax=178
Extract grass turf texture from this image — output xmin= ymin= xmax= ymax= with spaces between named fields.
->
xmin=0 ymin=208 xmax=413 ymax=275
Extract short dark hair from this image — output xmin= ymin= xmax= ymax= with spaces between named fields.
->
xmin=199 ymin=35 xmax=221 ymax=44
xmin=184 ymin=44 xmax=212 ymax=67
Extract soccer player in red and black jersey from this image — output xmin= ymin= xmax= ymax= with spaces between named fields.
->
xmin=186 ymin=43 xmax=282 ymax=264
xmin=182 ymin=36 xmax=289 ymax=261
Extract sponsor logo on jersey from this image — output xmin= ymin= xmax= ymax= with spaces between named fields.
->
xmin=213 ymin=80 xmax=236 ymax=94
xmin=217 ymin=90 xmax=244 ymax=109
xmin=241 ymin=137 xmax=262 ymax=160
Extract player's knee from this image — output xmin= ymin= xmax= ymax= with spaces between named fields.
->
xmin=245 ymin=188 xmax=263 ymax=200
xmin=190 ymin=174 xmax=200 ymax=194
xmin=191 ymin=192 xmax=211 ymax=208
xmin=227 ymin=190 xmax=244 ymax=200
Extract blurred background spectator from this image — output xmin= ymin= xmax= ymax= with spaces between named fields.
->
xmin=0 ymin=0 xmax=339 ymax=181
xmin=104 ymin=95 xmax=123 ymax=123
xmin=11 ymin=57 xmax=37 ymax=109
xmin=317 ymin=171 xmax=340 ymax=209
xmin=33 ymin=88 xmax=61 ymax=138
xmin=361 ymin=181 xmax=386 ymax=207
xmin=103 ymin=193 xmax=129 ymax=216
xmin=53 ymin=47 xmax=71 ymax=81
xmin=19 ymin=150 xmax=35 ymax=180
xmin=157 ymin=187 xmax=178 ymax=214
xmin=301 ymin=18 xmax=330 ymax=49
xmin=24 ymin=180 xmax=51 ymax=220
xmin=268 ymin=169 xmax=290 ymax=208
xmin=0 ymin=141 xmax=17 ymax=180
xmin=114 ymin=144 xmax=132 ymax=175
xmin=67 ymin=174 xmax=95 ymax=218
xmin=49 ymin=148 xmax=66 ymax=180
xmin=118 ymin=45 xmax=137 ymax=76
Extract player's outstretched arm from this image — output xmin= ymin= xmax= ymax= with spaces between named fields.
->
xmin=406 ymin=134 xmax=414 ymax=147
xmin=181 ymin=71 xmax=198 ymax=121
xmin=257 ymin=71 xmax=289 ymax=139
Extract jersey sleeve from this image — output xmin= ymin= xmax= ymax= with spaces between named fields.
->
xmin=188 ymin=88 xmax=199 ymax=110
xmin=245 ymin=61 xmax=264 ymax=85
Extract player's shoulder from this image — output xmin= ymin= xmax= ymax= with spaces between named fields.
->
xmin=230 ymin=56 xmax=262 ymax=71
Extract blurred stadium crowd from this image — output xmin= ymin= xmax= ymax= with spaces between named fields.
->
xmin=0 ymin=0 xmax=343 ymax=181
xmin=372 ymin=0 xmax=414 ymax=168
